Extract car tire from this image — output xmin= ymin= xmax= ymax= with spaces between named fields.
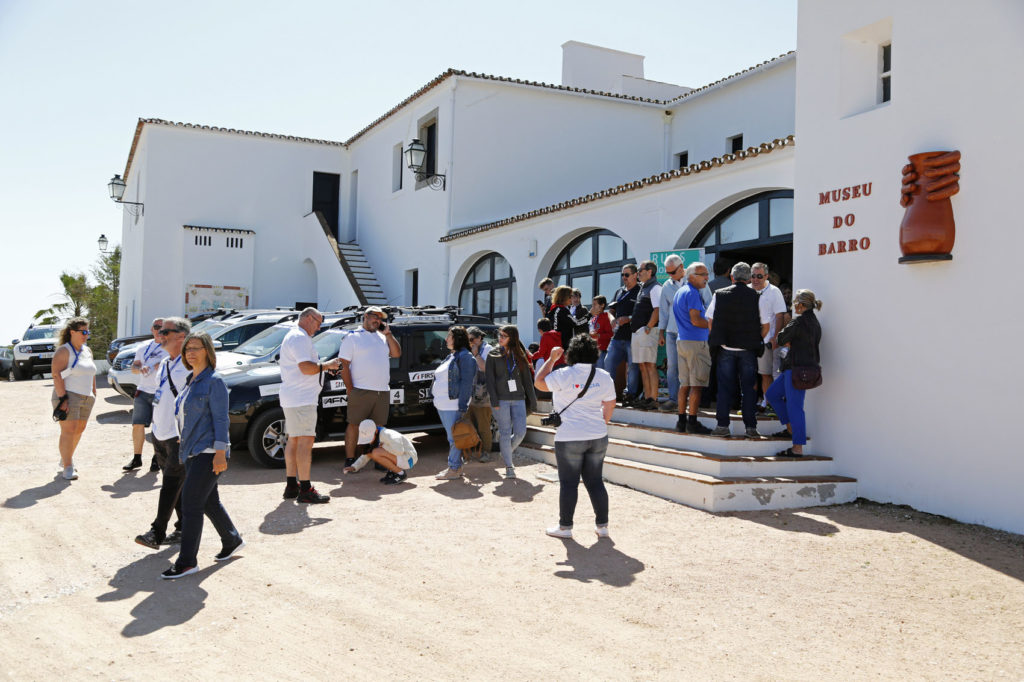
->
xmin=11 ymin=365 xmax=24 ymax=382
xmin=246 ymin=407 xmax=288 ymax=468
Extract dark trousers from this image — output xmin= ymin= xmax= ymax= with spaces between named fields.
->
xmin=151 ymin=437 xmax=184 ymax=539
xmin=175 ymin=451 xmax=241 ymax=570
xmin=716 ymin=349 xmax=758 ymax=428
xmin=554 ymin=437 xmax=610 ymax=528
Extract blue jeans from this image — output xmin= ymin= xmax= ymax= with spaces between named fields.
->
xmin=596 ymin=349 xmax=607 ymax=369
xmin=554 ymin=437 xmax=609 ymax=528
xmin=438 ymin=409 xmax=463 ymax=470
xmin=494 ymin=399 xmax=527 ymax=468
xmin=604 ymin=338 xmax=640 ymax=396
xmin=175 ymin=452 xmax=240 ymax=570
xmin=766 ymin=370 xmax=807 ymax=445
xmin=664 ymin=331 xmax=679 ymax=402
xmin=716 ymin=349 xmax=758 ymax=428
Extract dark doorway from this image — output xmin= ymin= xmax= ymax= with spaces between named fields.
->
xmin=312 ymin=172 xmax=341 ymax=240
xmin=714 ymin=242 xmax=793 ymax=291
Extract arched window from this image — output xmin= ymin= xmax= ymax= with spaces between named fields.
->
xmin=692 ymin=190 xmax=794 ymax=254
xmin=458 ymin=253 xmax=517 ymax=325
xmin=548 ymin=229 xmax=634 ymax=304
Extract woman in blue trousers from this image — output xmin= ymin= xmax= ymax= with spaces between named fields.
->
xmin=766 ymin=290 xmax=823 ymax=457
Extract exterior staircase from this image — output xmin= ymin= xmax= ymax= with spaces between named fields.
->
xmin=312 ymin=212 xmax=388 ymax=306
xmin=520 ymin=403 xmax=857 ymax=512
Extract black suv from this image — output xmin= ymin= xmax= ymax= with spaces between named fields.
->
xmin=222 ymin=306 xmax=498 ymax=467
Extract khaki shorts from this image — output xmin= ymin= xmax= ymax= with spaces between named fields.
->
xmin=758 ymin=345 xmax=782 ymax=377
xmin=676 ymin=339 xmax=711 ymax=387
xmin=51 ymin=390 xmax=95 ymax=421
xmin=283 ymin=404 xmax=318 ymax=437
xmin=347 ymin=387 xmax=389 ymax=426
xmin=630 ymin=328 xmax=659 ymax=364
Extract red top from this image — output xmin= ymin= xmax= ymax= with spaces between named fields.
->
xmin=591 ymin=312 xmax=614 ymax=351
xmin=530 ymin=330 xmax=565 ymax=367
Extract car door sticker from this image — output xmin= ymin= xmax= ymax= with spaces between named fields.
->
xmin=321 ymin=389 xmax=404 ymax=408
xmin=259 ymin=383 xmax=281 ymax=396
xmin=408 ymin=370 xmax=434 ymax=382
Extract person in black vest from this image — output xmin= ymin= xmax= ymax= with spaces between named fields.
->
xmin=629 ymin=260 xmax=662 ymax=410
xmin=603 ymin=263 xmax=641 ymax=403
xmin=705 ymin=262 xmax=769 ymax=438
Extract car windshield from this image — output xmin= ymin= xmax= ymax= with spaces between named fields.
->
xmin=24 ymin=327 xmax=59 ymax=340
xmin=232 ymin=324 xmax=293 ymax=356
xmin=312 ymin=330 xmax=349 ymax=360
xmin=191 ymin=319 xmax=218 ymax=334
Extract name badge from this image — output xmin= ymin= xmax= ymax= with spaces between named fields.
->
xmin=152 ymin=389 xmax=163 ymax=405
xmin=507 ymin=379 xmax=517 ymax=392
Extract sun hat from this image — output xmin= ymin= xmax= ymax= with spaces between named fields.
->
xmin=357 ymin=419 xmax=378 ymax=445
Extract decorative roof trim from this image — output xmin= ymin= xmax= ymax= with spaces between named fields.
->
xmin=664 ymin=52 xmax=795 ymax=105
xmin=439 ymin=136 xmax=795 ymax=243
xmin=184 ymin=225 xmax=256 ymax=235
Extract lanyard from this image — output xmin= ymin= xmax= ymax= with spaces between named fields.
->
xmin=174 ymin=377 xmax=193 ymax=416
xmin=143 ymin=341 xmax=161 ymax=363
xmin=68 ymin=345 xmax=81 ymax=369
xmin=159 ymin=356 xmax=182 ymax=392
xmin=505 ymin=352 xmax=516 ymax=375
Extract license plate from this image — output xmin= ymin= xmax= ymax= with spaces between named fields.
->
xmin=38 ymin=353 xmax=53 ymax=359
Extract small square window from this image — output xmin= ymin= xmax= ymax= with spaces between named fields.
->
xmin=676 ymin=151 xmax=689 ymax=169
xmin=729 ymin=135 xmax=744 ymax=153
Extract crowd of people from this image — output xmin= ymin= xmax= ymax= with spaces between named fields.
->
xmin=46 ymin=263 xmax=822 ymax=577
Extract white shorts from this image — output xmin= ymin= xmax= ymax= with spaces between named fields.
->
xmin=631 ymin=328 xmax=659 ymax=364
xmin=758 ymin=346 xmax=782 ymax=377
xmin=283 ymin=404 xmax=318 ymax=437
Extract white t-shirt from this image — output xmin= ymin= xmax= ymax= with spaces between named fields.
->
xmin=151 ymin=354 xmax=190 ymax=441
xmin=431 ymin=356 xmax=459 ymax=411
xmin=752 ymin=283 xmax=788 ymax=340
xmin=134 ymin=340 xmax=168 ymax=394
xmin=705 ymin=291 xmax=772 ymax=352
xmin=544 ymin=363 xmax=617 ymax=442
xmin=338 ymin=328 xmax=391 ymax=391
xmin=279 ymin=326 xmax=321 ymax=408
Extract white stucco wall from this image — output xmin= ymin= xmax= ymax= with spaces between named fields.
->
xmin=794 ymin=0 xmax=1024 ymax=533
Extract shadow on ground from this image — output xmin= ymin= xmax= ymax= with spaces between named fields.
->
xmin=100 ymin=471 xmax=160 ymax=499
xmin=3 ymin=475 xmax=69 ymax=508
xmin=95 ymin=409 xmax=132 ymax=425
xmin=552 ymin=538 xmax=645 ymax=587
xmin=259 ymin=499 xmax=331 ymax=535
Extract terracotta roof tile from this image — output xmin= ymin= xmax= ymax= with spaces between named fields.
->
xmin=438 ymin=136 xmax=795 ymax=243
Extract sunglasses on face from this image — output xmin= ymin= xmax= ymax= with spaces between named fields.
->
xmin=158 ymin=329 xmax=180 ymax=336
xmin=74 ymin=329 xmax=91 ymax=336
xmin=183 ymin=346 xmax=205 ymax=353
xmin=752 ymin=274 xmax=766 ymax=279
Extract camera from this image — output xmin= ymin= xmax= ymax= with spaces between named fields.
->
xmin=52 ymin=396 xmax=69 ymax=422
xmin=540 ymin=412 xmax=562 ymax=427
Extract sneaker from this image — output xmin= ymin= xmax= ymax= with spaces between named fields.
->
xmin=435 ymin=467 xmax=463 ymax=480
xmin=658 ymin=400 xmax=678 ymax=412
xmin=379 ymin=471 xmax=396 ymax=483
xmin=149 ymin=456 xmax=160 ymax=473
xmin=164 ymin=530 xmax=182 ymax=545
xmin=769 ymin=429 xmax=791 ymax=439
xmin=135 ymin=530 xmax=163 ymax=550
xmin=711 ymin=426 xmax=732 ymax=438
xmin=383 ymin=470 xmax=407 ymax=485
xmin=282 ymin=483 xmax=300 ymax=500
xmin=745 ymin=427 xmax=762 ymax=439
xmin=504 ymin=467 xmax=516 ymax=479
xmin=122 ymin=455 xmax=142 ymax=472
xmin=62 ymin=466 xmax=78 ymax=480
xmin=344 ymin=457 xmax=357 ymax=468
xmin=595 ymin=525 xmax=610 ymax=539
xmin=214 ymin=538 xmax=246 ymax=562
xmin=620 ymin=393 xmax=636 ymax=408
xmin=545 ymin=525 xmax=573 ymax=539
xmin=675 ymin=418 xmax=688 ymax=433
xmin=687 ymin=420 xmax=712 ymax=435
xmin=478 ymin=452 xmax=492 ymax=463
xmin=160 ymin=565 xmax=199 ymax=580
xmin=296 ymin=487 xmax=330 ymax=503
xmin=763 ymin=406 xmax=777 ymax=418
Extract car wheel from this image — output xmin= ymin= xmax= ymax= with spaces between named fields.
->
xmin=246 ymin=407 xmax=288 ymax=468
xmin=10 ymin=365 xmax=24 ymax=382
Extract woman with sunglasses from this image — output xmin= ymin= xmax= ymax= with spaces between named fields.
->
xmin=50 ymin=317 xmax=97 ymax=481
xmin=485 ymin=325 xmax=537 ymax=478
xmin=161 ymin=332 xmax=243 ymax=579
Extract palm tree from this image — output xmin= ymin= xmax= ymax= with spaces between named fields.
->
xmin=33 ymin=272 xmax=91 ymax=325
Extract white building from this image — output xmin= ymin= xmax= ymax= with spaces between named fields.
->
xmin=113 ymin=0 xmax=1024 ymax=534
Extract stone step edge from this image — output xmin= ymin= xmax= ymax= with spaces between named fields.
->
xmin=525 ymin=424 xmax=826 ymax=463
xmin=536 ymin=402 xmax=780 ymax=423
xmin=519 ymin=443 xmax=854 ymax=486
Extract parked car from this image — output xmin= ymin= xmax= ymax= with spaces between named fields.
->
xmin=223 ymin=306 xmax=497 ymax=467
xmin=108 ymin=312 xmax=298 ymax=398
xmin=215 ymin=313 xmax=351 ymax=368
xmin=10 ymin=324 xmax=61 ymax=381
xmin=1 ymin=347 xmax=14 ymax=381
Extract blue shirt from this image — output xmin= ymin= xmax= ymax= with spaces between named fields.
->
xmin=673 ymin=284 xmax=709 ymax=342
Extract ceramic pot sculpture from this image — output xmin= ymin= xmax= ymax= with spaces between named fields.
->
xmin=898 ymin=150 xmax=960 ymax=262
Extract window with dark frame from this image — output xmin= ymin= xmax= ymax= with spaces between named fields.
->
xmin=729 ymin=135 xmax=744 ymax=153
xmin=880 ymin=43 xmax=892 ymax=103
xmin=547 ymin=229 xmax=635 ymax=305
xmin=458 ymin=253 xmax=516 ymax=325
xmin=392 ymin=143 xmax=404 ymax=192
xmin=677 ymin=151 xmax=689 ymax=169
xmin=424 ymin=122 xmax=437 ymax=177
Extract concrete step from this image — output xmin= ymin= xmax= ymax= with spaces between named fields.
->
xmin=524 ymin=425 xmax=830 ymax=477
xmin=536 ymin=401 xmax=782 ymax=434
xmin=518 ymin=443 xmax=857 ymax=512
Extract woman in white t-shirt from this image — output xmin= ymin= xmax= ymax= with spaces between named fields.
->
xmin=50 ymin=317 xmax=97 ymax=481
xmin=534 ymin=334 xmax=617 ymax=540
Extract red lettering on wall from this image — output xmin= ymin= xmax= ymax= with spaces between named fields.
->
xmin=842 ymin=187 xmax=851 ymax=201
xmin=833 ymin=216 xmax=843 ymax=229
xmin=819 ymin=192 xmax=831 ymax=205
xmin=816 ymin=182 xmax=873 ymax=204
xmin=827 ymin=243 xmax=836 ymax=254
xmin=861 ymin=183 xmax=872 ymax=197
xmin=860 ymin=236 xmax=871 ymax=250
xmin=851 ymin=185 xmax=861 ymax=199
xmin=817 ymin=236 xmax=872 ymax=256
xmin=848 ymin=239 xmax=858 ymax=252
xmin=845 ymin=213 xmax=855 ymax=226
xmin=818 ymin=243 xmax=827 ymax=255
xmin=837 ymin=241 xmax=847 ymax=253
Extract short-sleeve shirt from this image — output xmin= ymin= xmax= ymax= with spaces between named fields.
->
xmin=279 ymin=326 xmax=321 ymax=408
xmin=151 ymin=355 xmax=190 ymax=441
xmin=706 ymin=288 xmax=772 ymax=351
xmin=753 ymin=283 xmax=788 ymax=340
xmin=338 ymin=328 xmax=391 ymax=391
xmin=544 ymin=363 xmax=617 ymax=442
xmin=134 ymin=340 xmax=168 ymax=394
xmin=658 ymin=278 xmax=683 ymax=335
xmin=673 ymin=284 xmax=709 ymax=342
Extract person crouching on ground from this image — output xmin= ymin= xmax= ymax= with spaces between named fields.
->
xmin=766 ymin=289 xmax=823 ymax=457
xmin=343 ymin=419 xmax=418 ymax=484
xmin=433 ymin=326 xmax=477 ymax=480
xmin=161 ymin=332 xmax=243 ymax=579
xmin=485 ymin=324 xmax=538 ymax=479
xmin=535 ymin=334 xmax=617 ymax=540
xmin=50 ymin=316 xmax=97 ymax=481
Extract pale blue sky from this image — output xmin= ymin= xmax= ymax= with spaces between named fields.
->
xmin=0 ymin=0 xmax=796 ymax=345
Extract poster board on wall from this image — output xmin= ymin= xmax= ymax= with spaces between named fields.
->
xmin=185 ymin=284 xmax=250 ymax=315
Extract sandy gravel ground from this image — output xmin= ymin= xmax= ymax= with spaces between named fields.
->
xmin=1 ymin=378 xmax=1022 ymax=681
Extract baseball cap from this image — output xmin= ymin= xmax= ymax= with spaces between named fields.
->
xmin=364 ymin=306 xmax=386 ymax=320
xmin=357 ymin=419 xmax=378 ymax=445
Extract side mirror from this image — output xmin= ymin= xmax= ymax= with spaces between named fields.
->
xmin=212 ymin=340 xmax=223 ymax=350
xmin=12 ymin=339 xmax=19 ymax=344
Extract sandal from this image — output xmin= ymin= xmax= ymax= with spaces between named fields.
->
xmin=775 ymin=448 xmax=803 ymax=458
xmin=769 ymin=429 xmax=791 ymax=439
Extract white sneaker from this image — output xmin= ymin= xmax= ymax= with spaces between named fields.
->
xmin=504 ymin=467 xmax=516 ymax=479
xmin=62 ymin=466 xmax=78 ymax=481
xmin=595 ymin=525 xmax=610 ymax=539
xmin=545 ymin=525 xmax=572 ymax=538
xmin=435 ymin=467 xmax=463 ymax=480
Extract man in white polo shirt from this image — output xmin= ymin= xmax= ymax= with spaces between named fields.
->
xmin=338 ymin=306 xmax=401 ymax=469
xmin=750 ymin=262 xmax=788 ymax=413
xmin=280 ymin=308 xmax=341 ymax=503
xmin=124 ymin=317 xmax=167 ymax=472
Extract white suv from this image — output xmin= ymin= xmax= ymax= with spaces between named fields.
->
xmin=11 ymin=324 xmax=61 ymax=381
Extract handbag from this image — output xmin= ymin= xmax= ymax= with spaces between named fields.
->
xmin=791 ymin=365 xmax=822 ymax=390
xmin=452 ymin=415 xmax=482 ymax=458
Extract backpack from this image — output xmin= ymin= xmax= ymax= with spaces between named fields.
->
xmin=452 ymin=416 xmax=481 ymax=460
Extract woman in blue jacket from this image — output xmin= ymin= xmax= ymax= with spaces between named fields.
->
xmin=161 ymin=332 xmax=244 ymax=579
xmin=433 ymin=326 xmax=478 ymax=480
